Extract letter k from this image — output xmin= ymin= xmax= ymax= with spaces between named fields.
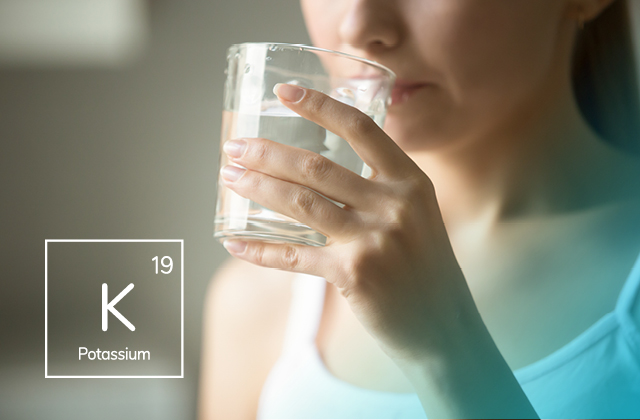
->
xmin=102 ymin=283 xmax=135 ymax=331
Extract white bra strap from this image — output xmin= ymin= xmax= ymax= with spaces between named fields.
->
xmin=280 ymin=273 xmax=327 ymax=356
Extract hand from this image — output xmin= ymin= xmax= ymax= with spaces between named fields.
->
xmin=219 ymin=83 xmax=539 ymax=419
xmin=220 ymin=83 xmax=479 ymax=363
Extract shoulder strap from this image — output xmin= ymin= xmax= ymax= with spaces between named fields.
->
xmin=615 ymin=250 xmax=640 ymax=334
xmin=279 ymin=273 xmax=327 ymax=356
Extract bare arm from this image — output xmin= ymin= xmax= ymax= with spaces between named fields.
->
xmin=198 ymin=258 xmax=293 ymax=420
xmin=396 ymin=302 xmax=539 ymax=419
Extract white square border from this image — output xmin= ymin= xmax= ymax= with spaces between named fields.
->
xmin=45 ymin=239 xmax=184 ymax=379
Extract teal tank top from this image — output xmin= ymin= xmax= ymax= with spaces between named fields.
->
xmin=256 ymin=252 xmax=640 ymax=419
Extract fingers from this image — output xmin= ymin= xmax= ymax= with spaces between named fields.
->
xmin=274 ymin=83 xmax=418 ymax=179
xmin=220 ymin=164 xmax=360 ymax=239
xmin=223 ymin=137 xmax=380 ymax=210
xmin=222 ymin=239 xmax=328 ymax=278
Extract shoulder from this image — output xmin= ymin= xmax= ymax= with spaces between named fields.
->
xmin=199 ymin=257 xmax=296 ymax=420
xmin=630 ymin=249 xmax=640 ymax=331
xmin=615 ymin=196 xmax=640 ymax=337
xmin=597 ymin=152 xmax=640 ymax=329
xmin=203 ymin=257 xmax=298 ymax=352
xmin=614 ymin=197 xmax=640 ymax=332
xmin=204 ymin=255 xmax=297 ymax=357
xmin=207 ymin=256 xmax=296 ymax=319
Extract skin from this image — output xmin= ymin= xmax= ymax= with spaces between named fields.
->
xmin=202 ymin=0 xmax=640 ymax=418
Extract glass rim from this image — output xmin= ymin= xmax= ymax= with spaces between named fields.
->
xmin=228 ymin=42 xmax=396 ymax=80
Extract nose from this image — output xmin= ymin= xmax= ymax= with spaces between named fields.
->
xmin=338 ymin=0 xmax=402 ymax=53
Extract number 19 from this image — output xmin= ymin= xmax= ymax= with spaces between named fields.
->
xmin=152 ymin=256 xmax=173 ymax=274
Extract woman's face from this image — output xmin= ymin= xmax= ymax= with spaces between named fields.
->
xmin=300 ymin=0 xmax=576 ymax=152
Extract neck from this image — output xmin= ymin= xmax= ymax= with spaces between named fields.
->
xmin=407 ymin=81 xmax=617 ymax=231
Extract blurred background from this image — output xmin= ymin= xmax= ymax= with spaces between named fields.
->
xmin=3 ymin=1 xmax=640 ymax=420
xmin=0 ymin=1 xmax=308 ymax=419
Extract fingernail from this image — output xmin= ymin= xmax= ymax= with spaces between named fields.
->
xmin=220 ymin=165 xmax=246 ymax=182
xmin=223 ymin=240 xmax=247 ymax=254
xmin=223 ymin=139 xmax=247 ymax=158
xmin=274 ymin=83 xmax=305 ymax=103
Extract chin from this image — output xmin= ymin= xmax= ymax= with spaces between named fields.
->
xmin=382 ymin=113 xmax=450 ymax=153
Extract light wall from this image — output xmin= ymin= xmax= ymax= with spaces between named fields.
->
xmin=0 ymin=1 xmax=309 ymax=419
xmin=3 ymin=1 xmax=640 ymax=419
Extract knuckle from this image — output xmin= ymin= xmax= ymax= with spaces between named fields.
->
xmin=384 ymin=176 xmax=434 ymax=219
xmin=300 ymin=153 xmax=332 ymax=182
xmin=305 ymin=93 xmax=327 ymax=115
xmin=386 ymin=202 xmax=412 ymax=226
xmin=378 ymin=189 xmax=412 ymax=225
xmin=371 ymin=228 xmax=397 ymax=250
xmin=251 ymin=244 xmax=267 ymax=267
xmin=421 ymin=174 xmax=436 ymax=193
xmin=292 ymin=188 xmax=316 ymax=215
xmin=379 ymin=204 xmax=422 ymax=251
xmin=348 ymin=114 xmax=378 ymax=138
xmin=280 ymin=245 xmax=300 ymax=270
xmin=242 ymin=170 xmax=262 ymax=191
xmin=405 ymin=174 xmax=435 ymax=201
xmin=251 ymin=140 xmax=271 ymax=163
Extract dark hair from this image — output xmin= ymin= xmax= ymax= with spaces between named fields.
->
xmin=572 ymin=0 xmax=640 ymax=154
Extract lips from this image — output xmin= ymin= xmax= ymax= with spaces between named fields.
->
xmin=391 ymin=80 xmax=431 ymax=106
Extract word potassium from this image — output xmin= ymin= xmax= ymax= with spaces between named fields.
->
xmin=79 ymin=347 xmax=150 ymax=361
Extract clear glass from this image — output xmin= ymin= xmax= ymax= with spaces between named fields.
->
xmin=214 ymin=42 xmax=395 ymax=246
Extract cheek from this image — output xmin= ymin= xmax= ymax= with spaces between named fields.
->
xmin=437 ymin=3 xmax=564 ymax=110
xmin=386 ymin=1 xmax=566 ymax=150
xmin=300 ymin=0 xmax=344 ymax=51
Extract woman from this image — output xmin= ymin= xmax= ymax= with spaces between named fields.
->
xmin=200 ymin=0 xmax=640 ymax=418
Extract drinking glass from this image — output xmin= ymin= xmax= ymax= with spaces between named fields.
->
xmin=214 ymin=42 xmax=395 ymax=246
